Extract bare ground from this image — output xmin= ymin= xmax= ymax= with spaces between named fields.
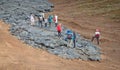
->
xmin=0 ymin=0 xmax=120 ymax=70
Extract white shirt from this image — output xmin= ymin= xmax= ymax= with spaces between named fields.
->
xmin=39 ymin=16 xmax=43 ymax=21
xmin=45 ymin=19 xmax=48 ymax=23
xmin=30 ymin=15 xmax=35 ymax=22
xmin=55 ymin=15 xmax=58 ymax=23
xmin=40 ymin=13 xmax=44 ymax=18
xmin=95 ymin=31 xmax=100 ymax=35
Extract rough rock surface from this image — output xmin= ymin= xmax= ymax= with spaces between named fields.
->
xmin=0 ymin=0 xmax=101 ymax=60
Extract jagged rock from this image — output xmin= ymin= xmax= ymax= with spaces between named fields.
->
xmin=0 ymin=0 xmax=101 ymax=61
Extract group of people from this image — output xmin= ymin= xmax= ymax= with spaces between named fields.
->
xmin=56 ymin=24 xmax=77 ymax=48
xmin=30 ymin=13 xmax=58 ymax=28
xmin=30 ymin=12 xmax=100 ymax=48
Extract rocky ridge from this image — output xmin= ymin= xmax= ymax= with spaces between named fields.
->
xmin=0 ymin=0 xmax=101 ymax=60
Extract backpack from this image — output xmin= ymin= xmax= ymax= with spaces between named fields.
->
xmin=67 ymin=34 xmax=72 ymax=39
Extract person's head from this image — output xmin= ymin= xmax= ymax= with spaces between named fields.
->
xmin=59 ymin=23 xmax=61 ymax=26
xmin=96 ymin=29 xmax=100 ymax=32
xmin=31 ymin=13 xmax=34 ymax=16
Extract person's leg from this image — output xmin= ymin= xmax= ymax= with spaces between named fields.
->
xmin=49 ymin=22 xmax=51 ymax=27
xmin=91 ymin=36 xmax=95 ymax=42
xmin=69 ymin=39 xmax=73 ymax=47
xmin=40 ymin=21 xmax=42 ymax=27
xmin=57 ymin=31 xmax=59 ymax=37
xmin=55 ymin=23 xmax=57 ymax=27
xmin=59 ymin=31 xmax=61 ymax=37
xmin=73 ymin=40 xmax=76 ymax=48
xmin=31 ymin=21 xmax=34 ymax=25
xmin=96 ymin=37 xmax=99 ymax=45
xmin=58 ymin=31 xmax=61 ymax=38
xmin=45 ymin=23 xmax=47 ymax=27
xmin=43 ymin=18 xmax=45 ymax=22
xmin=67 ymin=39 xmax=70 ymax=47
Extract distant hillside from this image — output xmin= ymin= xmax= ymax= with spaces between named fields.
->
xmin=50 ymin=0 xmax=120 ymax=22
xmin=76 ymin=0 xmax=120 ymax=22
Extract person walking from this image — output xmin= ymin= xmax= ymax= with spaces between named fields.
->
xmin=53 ymin=14 xmax=58 ymax=27
xmin=41 ymin=12 xmax=45 ymax=22
xmin=56 ymin=23 xmax=62 ymax=38
xmin=44 ymin=18 xmax=48 ymax=27
xmin=30 ymin=13 xmax=35 ymax=26
xmin=91 ymin=29 xmax=100 ymax=45
xmin=38 ymin=15 xmax=43 ymax=27
xmin=48 ymin=15 xmax=53 ymax=27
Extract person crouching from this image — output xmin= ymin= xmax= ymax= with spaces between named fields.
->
xmin=91 ymin=29 xmax=100 ymax=45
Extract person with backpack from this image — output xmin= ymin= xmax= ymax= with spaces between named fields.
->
xmin=65 ymin=29 xmax=73 ymax=47
xmin=91 ymin=29 xmax=100 ymax=45
xmin=48 ymin=15 xmax=53 ymax=27
xmin=56 ymin=23 xmax=62 ymax=38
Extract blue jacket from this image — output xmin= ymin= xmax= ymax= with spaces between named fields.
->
xmin=65 ymin=30 xmax=73 ymax=39
xmin=73 ymin=32 xmax=76 ymax=40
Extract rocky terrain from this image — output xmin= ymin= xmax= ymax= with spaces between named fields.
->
xmin=0 ymin=0 xmax=120 ymax=70
xmin=0 ymin=0 xmax=101 ymax=60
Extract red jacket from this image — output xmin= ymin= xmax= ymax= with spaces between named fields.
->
xmin=56 ymin=24 xmax=62 ymax=32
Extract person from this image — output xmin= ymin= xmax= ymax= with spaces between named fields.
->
xmin=73 ymin=32 xmax=76 ymax=48
xmin=53 ymin=14 xmax=58 ymax=27
xmin=41 ymin=12 xmax=45 ymax=21
xmin=38 ymin=15 xmax=43 ymax=27
xmin=91 ymin=29 xmax=100 ymax=45
xmin=56 ymin=23 xmax=62 ymax=38
xmin=44 ymin=18 xmax=48 ymax=27
xmin=48 ymin=15 xmax=53 ymax=27
xmin=30 ymin=13 xmax=35 ymax=26
xmin=65 ymin=29 xmax=73 ymax=47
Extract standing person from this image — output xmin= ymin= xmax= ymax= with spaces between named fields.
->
xmin=41 ymin=12 xmax=45 ymax=22
xmin=91 ymin=29 xmax=100 ymax=45
xmin=48 ymin=15 xmax=53 ymax=27
xmin=44 ymin=18 xmax=48 ymax=27
xmin=38 ymin=15 xmax=43 ymax=27
xmin=53 ymin=14 xmax=58 ymax=27
xmin=73 ymin=32 xmax=76 ymax=48
xmin=30 ymin=13 xmax=35 ymax=26
xmin=56 ymin=23 xmax=62 ymax=38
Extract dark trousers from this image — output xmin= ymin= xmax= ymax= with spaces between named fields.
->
xmin=49 ymin=22 xmax=51 ymax=27
xmin=73 ymin=39 xmax=76 ymax=48
xmin=39 ymin=21 xmax=43 ymax=27
xmin=45 ymin=23 xmax=47 ymax=27
xmin=91 ymin=36 xmax=99 ymax=45
xmin=58 ymin=31 xmax=61 ymax=38
xmin=55 ymin=23 xmax=58 ymax=27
